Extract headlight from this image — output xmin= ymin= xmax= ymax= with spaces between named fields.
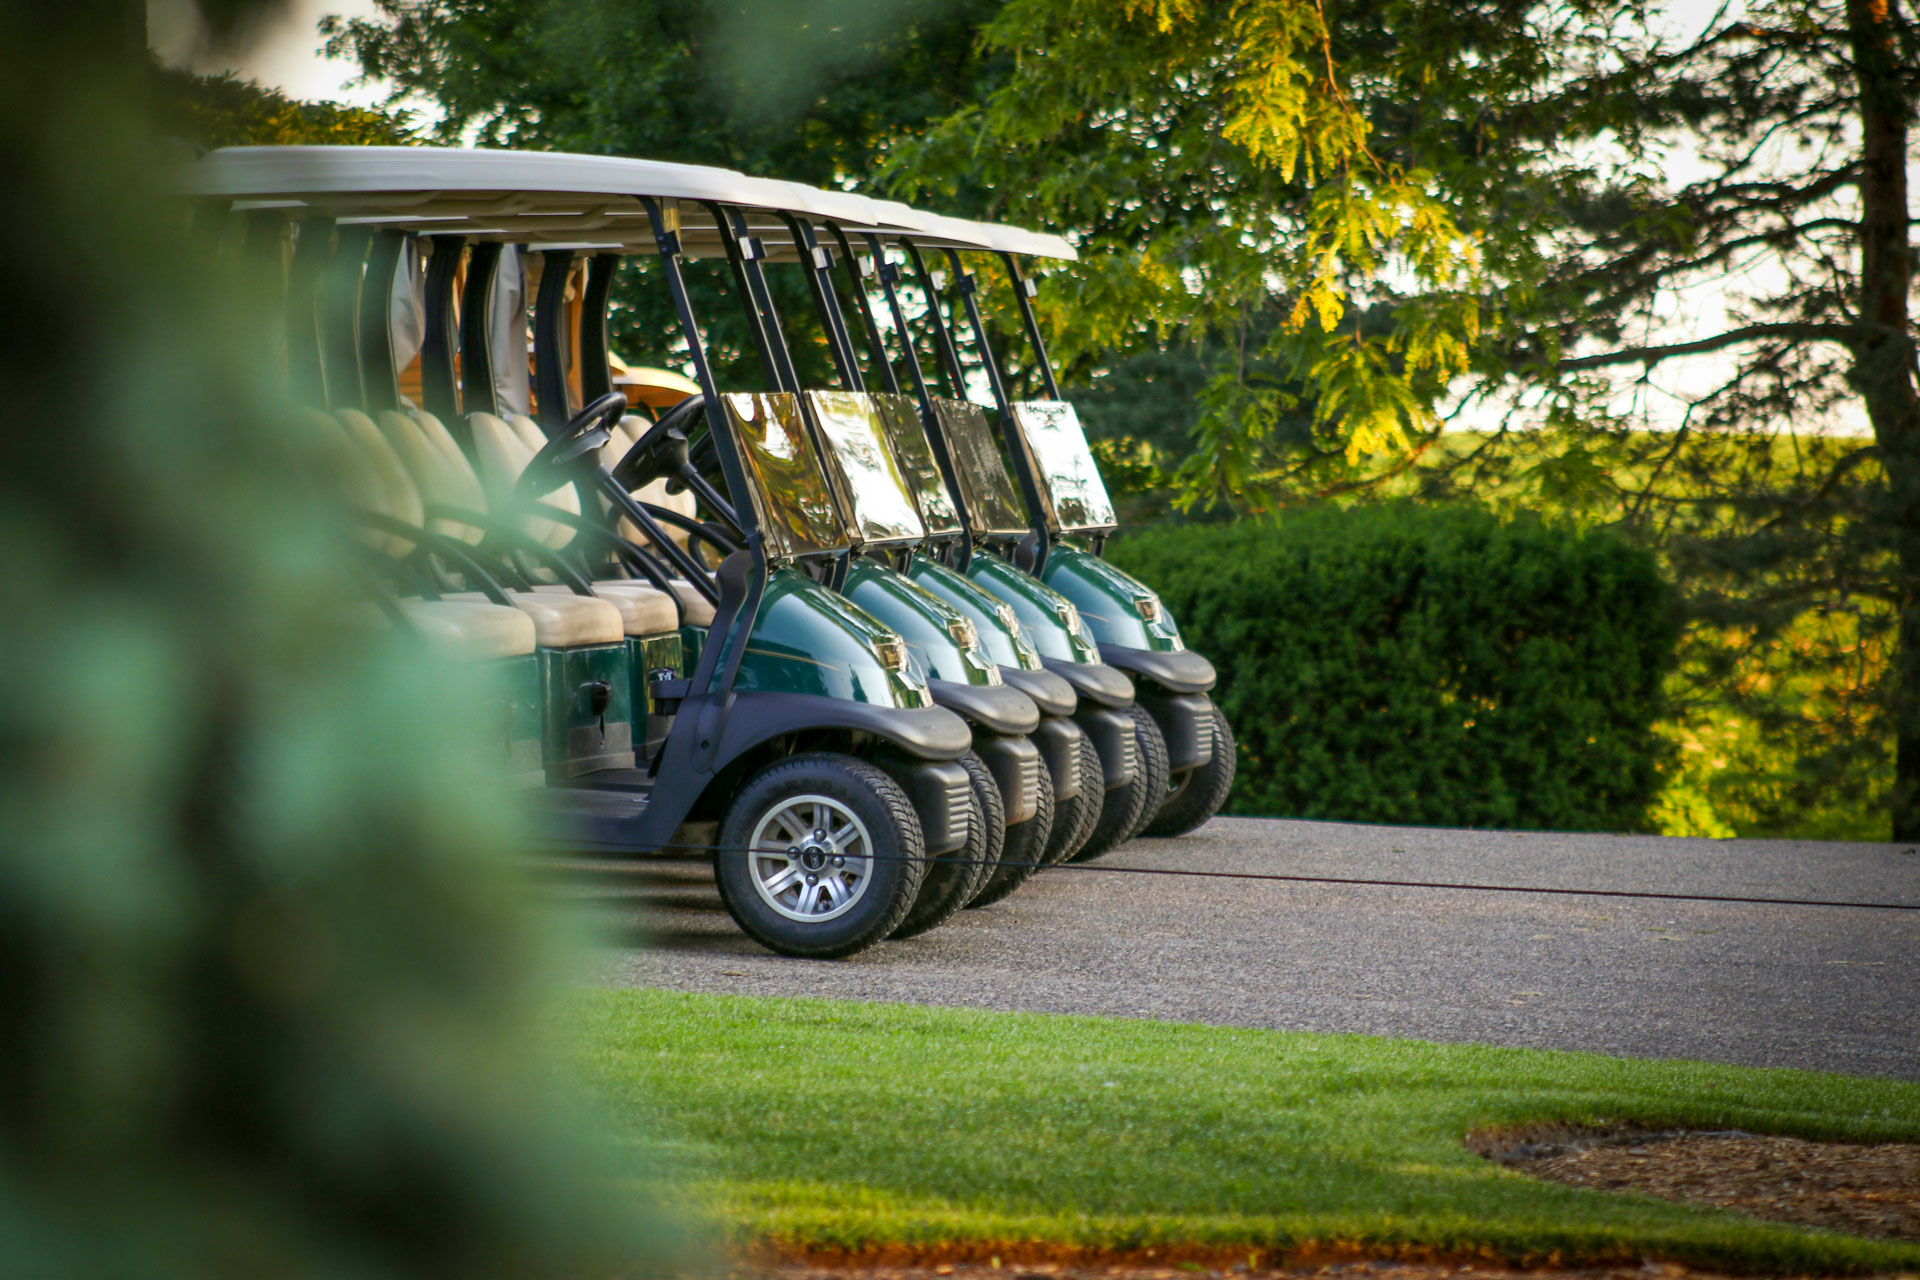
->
xmin=946 ymin=616 xmax=979 ymax=651
xmin=1055 ymin=600 xmax=1081 ymax=634
xmin=994 ymin=601 xmax=1021 ymax=637
xmin=873 ymin=634 xmax=909 ymax=672
xmin=1135 ymin=594 xmax=1162 ymax=623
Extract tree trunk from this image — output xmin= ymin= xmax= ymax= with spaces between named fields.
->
xmin=1847 ymin=0 xmax=1920 ymax=838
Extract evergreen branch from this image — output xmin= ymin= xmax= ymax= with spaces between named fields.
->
xmin=1559 ymin=323 xmax=1858 ymax=370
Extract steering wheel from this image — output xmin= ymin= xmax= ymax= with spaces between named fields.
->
xmin=513 ymin=392 xmax=629 ymax=501
xmin=610 ymin=393 xmax=706 ymax=491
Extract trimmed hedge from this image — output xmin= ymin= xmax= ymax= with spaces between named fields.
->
xmin=1109 ymin=504 xmax=1678 ymax=832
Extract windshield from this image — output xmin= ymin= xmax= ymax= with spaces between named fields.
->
xmin=804 ymin=391 xmax=926 ymax=546
xmin=872 ymin=394 xmax=962 ymax=538
xmin=723 ymin=391 xmax=849 ymax=559
xmin=931 ymin=397 xmax=1029 ymax=536
xmin=1008 ymin=400 xmax=1116 ymax=533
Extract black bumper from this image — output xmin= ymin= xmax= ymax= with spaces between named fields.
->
xmin=1097 ymin=643 xmax=1216 ymax=694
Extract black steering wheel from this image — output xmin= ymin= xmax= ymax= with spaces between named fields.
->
xmin=513 ymin=392 xmax=630 ymax=501
xmin=610 ymin=393 xmax=706 ymax=491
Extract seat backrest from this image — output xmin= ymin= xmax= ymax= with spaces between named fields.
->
xmin=334 ymin=408 xmax=426 ymax=554
xmin=377 ymin=409 xmax=487 ymax=545
xmin=466 ymin=410 xmax=581 ymax=550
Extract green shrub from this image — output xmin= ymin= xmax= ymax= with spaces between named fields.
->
xmin=1110 ymin=504 xmax=1678 ymax=831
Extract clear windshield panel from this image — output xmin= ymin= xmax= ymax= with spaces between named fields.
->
xmin=932 ymin=397 xmax=1029 ymax=536
xmin=804 ymin=391 xmax=927 ymax=546
xmin=722 ymin=391 xmax=849 ymax=559
xmin=1010 ymin=400 xmax=1117 ymax=533
xmin=871 ymin=393 xmax=962 ymax=537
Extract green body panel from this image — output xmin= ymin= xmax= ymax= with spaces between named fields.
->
xmin=481 ymin=651 xmax=543 ymax=782
xmin=680 ymin=624 xmax=705 ymax=673
xmin=964 ymin=554 xmax=1103 ymax=664
xmin=843 ymin=558 xmax=1000 ymax=686
xmin=1041 ymin=544 xmax=1185 ymax=653
xmin=630 ymin=632 xmax=686 ymax=715
xmin=727 ymin=568 xmax=932 ymax=708
xmin=538 ymin=642 xmax=635 ymax=777
xmin=906 ymin=554 xmax=1044 ymax=672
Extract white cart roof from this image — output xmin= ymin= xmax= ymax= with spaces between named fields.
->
xmin=189 ymin=145 xmax=1076 ymax=262
xmin=190 ymin=145 xmax=918 ymax=258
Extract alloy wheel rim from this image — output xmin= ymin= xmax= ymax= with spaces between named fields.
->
xmin=748 ymin=794 xmax=874 ymax=923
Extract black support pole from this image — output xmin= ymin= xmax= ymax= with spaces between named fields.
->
xmin=459 ymin=240 xmax=503 ymax=418
xmin=1000 ymin=252 xmax=1063 ymax=400
xmin=703 ymin=203 xmax=784 ymax=391
xmin=580 ymin=253 xmax=619 ymax=403
xmin=532 ymin=248 xmax=576 ymax=434
xmin=420 ymin=235 xmax=465 ymax=430
xmin=831 ymin=225 xmax=898 ymax=394
xmin=778 ymin=213 xmax=863 ymax=391
xmin=358 ymin=230 xmax=407 ymax=414
xmin=320 ymin=224 xmax=371 ymax=413
xmin=904 ymin=244 xmax=968 ymax=400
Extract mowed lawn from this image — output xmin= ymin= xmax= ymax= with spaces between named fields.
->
xmin=576 ymin=990 xmax=1920 ymax=1273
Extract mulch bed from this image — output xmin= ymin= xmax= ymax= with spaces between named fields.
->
xmin=1470 ymin=1126 xmax=1920 ymax=1243
xmin=733 ymin=1262 xmax=1890 ymax=1280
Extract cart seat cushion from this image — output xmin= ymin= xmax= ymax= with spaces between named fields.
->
xmin=663 ymin=578 xmax=716 ymax=626
xmin=398 ymin=599 xmax=537 ymax=661
xmin=574 ymin=581 xmax=680 ymax=634
xmin=446 ymin=589 xmax=623 ymax=648
xmin=467 ymin=411 xmax=581 ymax=550
xmin=333 ymin=409 xmax=425 ymax=545
xmin=378 ymin=410 xmax=487 ymax=544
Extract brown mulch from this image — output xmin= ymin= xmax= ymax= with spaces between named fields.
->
xmin=1471 ymin=1127 xmax=1920 ymax=1243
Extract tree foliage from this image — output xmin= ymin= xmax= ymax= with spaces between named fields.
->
xmin=2 ymin=4 xmax=664 ymax=1272
xmin=152 ymin=66 xmax=417 ymax=148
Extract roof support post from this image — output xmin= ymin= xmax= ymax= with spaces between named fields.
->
xmin=533 ymin=247 xmax=576 ymax=434
xmin=284 ymin=217 xmax=331 ymax=409
xmin=640 ymin=195 xmax=764 ymax=719
xmin=1000 ymin=252 xmax=1062 ymax=400
xmin=580 ymin=253 xmax=619 ymax=403
xmin=419 ymin=236 xmax=465 ymax=430
xmin=831 ymin=226 xmax=899 ymax=394
xmin=358 ymin=230 xmax=407 ymax=413
xmin=943 ymin=248 xmax=1051 ymax=570
xmin=777 ymin=213 xmax=863 ymax=392
xmin=870 ymin=235 xmax=974 ymax=569
xmin=458 ymin=241 xmax=503 ymax=418
xmin=320 ymin=224 xmax=371 ymax=413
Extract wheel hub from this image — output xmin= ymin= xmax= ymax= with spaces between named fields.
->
xmin=748 ymin=794 xmax=874 ymax=924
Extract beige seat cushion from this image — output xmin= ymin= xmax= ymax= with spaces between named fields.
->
xmin=377 ymin=409 xmax=489 ymax=544
xmin=334 ymin=408 xmax=425 ymax=554
xmin=552 ymin=581 xmax=681 ymax=635
xmin=446 ymin=589 xmax=623 ymax=647
xmin=468 ymin=411 xmax=581 ymax=550
xmin=398 ymin=599 xmax=537 ymax=661
xmin=663 ymin=578 xmax=716 ymax=626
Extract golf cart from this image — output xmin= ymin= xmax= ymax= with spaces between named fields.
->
xmin=192 ymin=145 xmax=979 ymax=958
xmin=609 ymin=195 xmax=1099 ymax=911
xmin=883 ymin=215 xmax=1238 ymax=843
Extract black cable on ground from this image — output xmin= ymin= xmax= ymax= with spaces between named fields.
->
xmin=548 ymin=843 xmax=1920 ymax=913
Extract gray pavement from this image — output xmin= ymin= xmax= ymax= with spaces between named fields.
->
xmin=584 ymin=817 xmax=1920 ymax=1079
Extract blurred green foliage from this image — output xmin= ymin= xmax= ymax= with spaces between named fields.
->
xmin=1110 ymin=506 xmax=1677 ymax=831
xmin=0 ymin=6 xmax=664 ymax=1275
xmin=153 ymin=66 xmax=417 ymax=147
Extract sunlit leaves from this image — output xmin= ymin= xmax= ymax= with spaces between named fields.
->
xmin=886 ymin=0 xmax=1484 ymax=507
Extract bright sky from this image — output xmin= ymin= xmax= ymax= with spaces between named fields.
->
xmin=148 ymin=0 xmax=388 ymax=106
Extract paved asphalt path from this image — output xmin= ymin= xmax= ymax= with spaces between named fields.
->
xmin=584 ymin=817 xmax=1920 ymax=1080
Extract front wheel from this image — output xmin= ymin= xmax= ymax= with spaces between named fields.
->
xmin=891 ymin=751 xmax=1000 ymax=939
xmin=1143 ymin=701 xmax=1237 ymax=838
xmin=715 ymin=753 xmax=925 ymax=958
xmin=1073 ymin=704 xmax=1170 ymax=862
xmin=1043 ymin=728 xmax=1105 ymax=865
xmin=964 ymin=751 xmax=1054 ymax=909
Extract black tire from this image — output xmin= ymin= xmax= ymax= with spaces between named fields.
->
xmin=714 ymin=752 xmax=924 ymax=958
xmin=1143 ymin=702 xmax=1237 ymax=838
xmin=892 ymin=751 xmax=1001 ymax=939
xmin=1043 ymin=728 xmax=1105 ymax=865
xmin=963 ymin=753 xmax=1054 ymax=908
xmin=1073 ymin=704 xmax=1171 ymax=862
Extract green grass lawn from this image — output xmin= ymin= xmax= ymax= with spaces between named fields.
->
xmin=577 ymin=990 xmax=1920 ymax=1274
